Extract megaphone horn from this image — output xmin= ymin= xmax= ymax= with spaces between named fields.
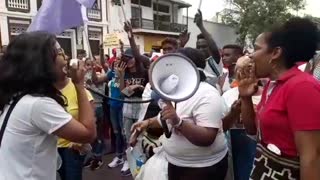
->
xmin=149 ymin=53 xmax=200 ymax=138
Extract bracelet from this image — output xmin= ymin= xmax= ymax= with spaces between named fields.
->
xmin=174 ymin=118 xmax=183 ymax=129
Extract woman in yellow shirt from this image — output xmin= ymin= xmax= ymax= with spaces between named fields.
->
xmin=55 ymin=50 xmax=95 ymax=180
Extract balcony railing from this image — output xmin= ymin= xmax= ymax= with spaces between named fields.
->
xmin=87 ymin=8 xmax=102 ymax=22
xmin=131 ymin=18 xmax=187 ymax=33
xmin=6 ymin=0 xmax=30 ymax=12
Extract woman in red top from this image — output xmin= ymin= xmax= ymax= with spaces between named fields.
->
xmin=239 ymin=18 xmax=320 ymax=180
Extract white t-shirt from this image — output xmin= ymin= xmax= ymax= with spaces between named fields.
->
xmin=222 ymin=87 xmax=261 ymax=111
xmin=162 ymin=82 xmax=228 ymax=168
xmin=138 ymin=83 xmax=152 ymax=122
xmin=0 ymin=95 xmax=72 ymax=180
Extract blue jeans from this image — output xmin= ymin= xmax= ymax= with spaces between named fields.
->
xmin=58 ymin=148 xmax=85 ymax=180
xmin=110 ymin=106 xmax=125 ymax=158
xmin=230 ymin=129 xmax=257 ymax=180
xmin=91 ymin=106 xmax=105 ymax=157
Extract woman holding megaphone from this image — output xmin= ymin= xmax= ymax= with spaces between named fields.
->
xmin=131 ymin=48 xmax=228 ymax=180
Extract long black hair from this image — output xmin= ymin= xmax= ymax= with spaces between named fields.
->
xmin=0 ymin=31 xmax=66 ymax=114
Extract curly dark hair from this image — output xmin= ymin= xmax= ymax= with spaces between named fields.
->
xmin=161 ymin=37 xmax=178 ymax=49
xmin=223 ymin=44 xmax=244 ymax=56
xmin=0 ymin=31 xmax=67 ymax=114
xmin=266 ymin=17 xmax=319 ymax=68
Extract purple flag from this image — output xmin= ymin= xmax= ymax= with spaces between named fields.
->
xmin=27 ymin=0 xmax=95 ymax=34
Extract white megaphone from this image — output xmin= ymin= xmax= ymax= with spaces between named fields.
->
xmin=149 ymin=53 xmax=200 ymax=138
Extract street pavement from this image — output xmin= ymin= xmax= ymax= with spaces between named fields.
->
xmin=83 ymin=154 xmax=134 ymax=180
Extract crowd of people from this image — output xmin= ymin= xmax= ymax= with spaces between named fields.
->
xmin=0 ymin=9 xmax=320 ymax=180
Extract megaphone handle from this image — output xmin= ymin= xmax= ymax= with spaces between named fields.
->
xmin=158 ymin=99 xmax=172 ymax=138
xmin=160 ymin=118 xmax=172 ymax=138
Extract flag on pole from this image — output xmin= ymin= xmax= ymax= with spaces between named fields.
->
xmin=27 ymin=0 xmax=95 ymax=34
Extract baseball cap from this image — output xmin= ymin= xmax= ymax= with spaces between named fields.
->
xmin=123 ymin=48 xmax=134 ymax=58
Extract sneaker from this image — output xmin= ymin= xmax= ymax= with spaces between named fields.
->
xmin=83 ymin=158 xmax=94 ymax=168
xmin=90 ymin=159 xmax=104 ymax=170
xmin=121 ymin=160 xmax=129 ymax=172
xmin=107 ymin=157 xmax=124 ymax=168
xmin=121 ymin=169 xmax=131 ymax=177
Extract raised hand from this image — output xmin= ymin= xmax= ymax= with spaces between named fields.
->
xmin=115 ymin=61 xmax=127 ymax=78
xmin=124 ymin=21 xmax=133 ymax=34
xmin=194 ymin=9 xmax=204 ymax=28
xmin=119 ymin=39 xmax=124 ymax=48
xmin=238 ymin=62 xmax=258 ymax=97
xmin=70 ymin=59 xmax=86 ymax=86
xmin=178 ymin=29 xmax=190 ymax=48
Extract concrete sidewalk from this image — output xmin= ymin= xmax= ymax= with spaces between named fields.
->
xmin=83 ymin=154 xmax=134 ymax=180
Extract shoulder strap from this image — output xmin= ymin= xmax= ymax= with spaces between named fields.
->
xmin=0 ymin=95 xmax=24 ymax=147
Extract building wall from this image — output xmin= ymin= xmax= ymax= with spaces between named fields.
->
xmin=143 ymin=34 xmax=167 ymax=52
xmin=184 ymin=16 xmax=238 ymax=49
xmin=131 ymin=0 xmax=181 ymax=22
xmin=0 ymin=0 xmax=109 ymax=58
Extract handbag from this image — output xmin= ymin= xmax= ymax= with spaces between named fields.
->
xmin=250 ymin=143 xmax=300 ymax=180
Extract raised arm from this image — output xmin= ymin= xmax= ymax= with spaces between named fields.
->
xmin=124 ymin=21 xmax=150 ymax=68
xmin=194 ymin=10 xmax=221 ymax=63
xmin=178 ymin=29 xmax=190 ymax=48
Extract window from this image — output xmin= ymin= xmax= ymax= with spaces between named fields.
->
xmin=153 ymin=3 xmax=169 ymax=13
xmin=37 ymin=0 xmax=42 ymax=10
xmin=92 ymin=0 xmax=101 ymax=10
xmin=112 ymin=0 xmax=124 ymax=6
xmin=131 ymin=0 xmax=151 ymax=7
xmin=131 ymin=6 xmax=141 ymax=19
xmin=7 ymin=17 xmax=31 ymax=41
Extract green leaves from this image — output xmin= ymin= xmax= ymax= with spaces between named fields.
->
xmin=221 ymin=0 xmax=305 ymax=46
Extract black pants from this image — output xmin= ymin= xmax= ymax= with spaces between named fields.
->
xmin=168 ymin=154 xmax=228 ymax=180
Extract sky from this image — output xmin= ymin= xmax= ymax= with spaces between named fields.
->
xmin=183 ymin=0 xmax=320 ymax=20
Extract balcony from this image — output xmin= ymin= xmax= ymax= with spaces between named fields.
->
xmin=87 ymin=8 xmax=102 ymax=22
xmin=131 ymin=18 xmax=187 ymax=33
xmin=87 ymin=0 xmax=102 ymax=22
xmin=6 ymin=0 xmax=30 ymax=13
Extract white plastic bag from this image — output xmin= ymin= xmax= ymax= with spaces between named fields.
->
xmin=126 ymin=146 xmax=146 ymax=178
xmin=135 ymin=146 xmax=168 ymax=180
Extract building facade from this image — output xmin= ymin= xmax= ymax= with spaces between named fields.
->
xmin=0 ymin=0 xmax=108 ymax=58
xmin=109 ymin=0 xmax=191 ymax=54
xmin=0 ymin=0 xmax=238 ymax=57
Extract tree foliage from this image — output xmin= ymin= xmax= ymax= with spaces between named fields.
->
xmin=221 ymin=0 xmax=305 ymax=46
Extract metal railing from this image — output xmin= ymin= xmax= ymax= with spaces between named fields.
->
xmin=87 ymin=8 xmax=102 ymax=22
xmin=131 ymin=18 xmax=187 ymax=33
xmin=6 ymin=0 xmax=30 ymax=12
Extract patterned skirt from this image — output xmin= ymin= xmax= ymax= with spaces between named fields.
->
xmin=250 ymin=143 xmax=300 ymax=180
